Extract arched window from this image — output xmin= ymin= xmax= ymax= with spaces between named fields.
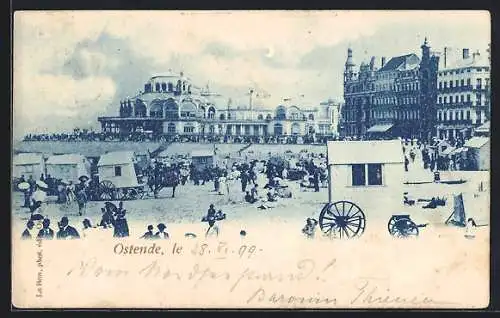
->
xmin=308 ymin=114 xmax=314 ymax=120
xmin=274 ymin=123 xmax=283 ymax=135
xmin=291 ymin=123 xmax=300 ymax=135
xmin=266 ymin=114 xmax=272 ymax=120
xmin=168 ymin=83 xmax=173 ymax=92
xmin=209 ymin=125 xmax=215 ymax=134
xmin=438 ymin=112 xmax=442 ymax=121
xmin=208 ymin=106 xmax=216 ymax=119
xmin=276 ymin=106 xmax=286 ymax=120
xmin=199 ymin=106 xmax=206 ymax=118
xmin=150 ymin=100 xmax=164 ymax=118
xmin=155 ymin=83 xmax=161 ymax=92
xmin=308 ymin=126 xmax=315 ymax=134
xmin=180 ymin=102 xmax=197 ymax=118
xmin=161 ymin=82 xmax=167 ymax=91
xmin=165 ymin=99 xmax=179 ymax=120
xmin=135 ymin=100 xmax=147 ymax=117
xmin=183 ymin=82 xmax=186 ymax=91
xmin=220 ymin=113 xmax=225 ymax=120
xmin=257 ymin=114 xmax=263 ymax=120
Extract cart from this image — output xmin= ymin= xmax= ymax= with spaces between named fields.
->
xmin=96 ymin=151 xmax=148 ymax=201
xmin=318 ymin=140 xmax=425 ymax=239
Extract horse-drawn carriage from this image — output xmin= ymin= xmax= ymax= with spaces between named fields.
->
xmin=94 ymin=151 xmax=148 ymax=201
xmin=318 ymin=140 xmax=426 ymax=239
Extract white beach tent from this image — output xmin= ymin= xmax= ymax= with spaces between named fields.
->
xmin=45 ymin=154 xmax=91 ymax=182
xmin=97 ymin=151 xmax=139 ymax=188
xmin=326 ymin=140 xmax=405 ymax=221
xmin=13 ymin=153 xmax=46 ymax=179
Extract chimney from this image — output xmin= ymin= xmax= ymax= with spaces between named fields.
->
xmin=381 ymin=57 xmax=386 ymax=67
xmin=472 ymin=50 xmax=480 ymax=61
xmin=463 ymin=48 xmax=470 ymax=59
xmin=443 ymin=47 xmax=448 ymax=68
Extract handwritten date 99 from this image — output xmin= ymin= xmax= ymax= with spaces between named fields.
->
xmin=190 ymin=241 xmax=259 ymax=259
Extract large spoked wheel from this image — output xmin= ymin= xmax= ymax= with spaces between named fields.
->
xmin=115 ymin=188 xmax=125 ymax=200
xmin=319 ymin=200 xmax=366 ymax=239
xmin=127 ymin=188 xmax=139 ymax=200
xmin=388 ymin=217 xmax=419 ymax=238
xmin=99 ymin=180 xmax=116 ymax=201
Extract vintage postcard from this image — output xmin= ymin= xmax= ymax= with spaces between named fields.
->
xmin=12 ymin=10 xmax=490 ymax=309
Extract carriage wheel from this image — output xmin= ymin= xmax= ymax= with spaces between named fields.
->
xmin=128 ymin=188 xmax=139 ymax=200
xmin=99 ymin=180 xmax=115 ymax=201
xmin=319 ymin=201 xmax=366 ymax=239
xmin=115 ymin=188 xmax=125 ymax=200
xmin=389 ymin=218 xmax=419 ymax=238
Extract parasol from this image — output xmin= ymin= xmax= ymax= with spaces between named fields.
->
xmin=18 ymin=182 xmax=30 ymax=190
xmin=36 ymin=180 xmax=48 ymax=188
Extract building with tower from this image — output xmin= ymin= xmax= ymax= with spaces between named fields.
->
xmin=341 ymin=38 xmax=440 ymax=141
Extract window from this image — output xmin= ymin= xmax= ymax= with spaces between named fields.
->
xmin=368 ymin=164 xmax=383 ymax=186
xmin=184 ymin=126 xmax=194 ymax=133
xmin=444 ymin=82 xmax=448 ymax=88
xmin=438 ymin=82 xmax=442 ymax=89
xmin=461 ymin=79 xmax=464 ymax=87
xmin=351 ymin=164 xmax=366 ymax=186
xmin=467 ymin=78 xmax=471 ymax=86
xmin=449 ymin=80 xmax=453 ymax=88
xmin=476 ymin=78 xmax=482 ymax=89
xmin=167 ymin=123 xmax=176 ymax=133
xmin=460 ymin=95 xmax=464 ymax=103
xmin=455 ymin=80 xmax=459 ymax=87
xmin=438 ymin=97 xmax=442 ymax=104
xmin=467 ymin=94 xmax=471 ymax=102
xmin=114 ymin=166 xmax=122 ymax=177
xmin=155 ymin=83 xmax=161 ymax=92
xmin=466 ymin=110 xmax=471 ymax=120
xmin=444 ymin=96 xmax=448 ymax=103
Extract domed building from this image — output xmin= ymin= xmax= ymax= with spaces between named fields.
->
xmin=97 ymin=71 xmax=340 ymax=139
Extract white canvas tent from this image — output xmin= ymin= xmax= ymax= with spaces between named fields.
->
xmin=45 ymin=154 xmax=90 ymax=182
xmin=97 ymin=151 xmax=139 ymax=188
xmin=13 ymin=153 xmax=46 ymax=179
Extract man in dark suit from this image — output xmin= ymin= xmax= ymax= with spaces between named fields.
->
xmin=56 ymin=217 xmax=80 ymax=239
xmin=37 ymin=218 xmax=54 ymax=240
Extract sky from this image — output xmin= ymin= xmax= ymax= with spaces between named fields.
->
xmin=12 ymin=10 xmax=490 ymax=139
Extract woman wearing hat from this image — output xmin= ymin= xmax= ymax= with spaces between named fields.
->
xmin=154 ymin=223 xmax=169 ymax=239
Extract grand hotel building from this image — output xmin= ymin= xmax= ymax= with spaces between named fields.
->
xmin=98 ymin=71 xmax=340 ymax=139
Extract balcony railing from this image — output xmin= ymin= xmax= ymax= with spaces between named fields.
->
xmin=438 ymin=85 xmax=473 ymax=93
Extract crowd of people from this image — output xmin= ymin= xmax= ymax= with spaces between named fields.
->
xmin=22 ymin=129 xmax=342 ymax=145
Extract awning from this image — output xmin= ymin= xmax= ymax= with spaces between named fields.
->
xmin=451 ymin=147 xmax=468 ymax=155
xmin=441 ymin=147 xmax=456 ymax=156
xmin=366 ymin=124 xmax=394 ymax=133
